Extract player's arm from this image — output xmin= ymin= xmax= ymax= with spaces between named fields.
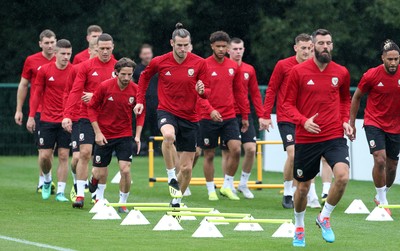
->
xmin=196 ymin=60 xmax=211 ymax=98
xmin=26 ymin=70 xmax=45 ymax=133
xmin=349 ymin=87 xmax=365 ymax=141
xmin=340 ymin=70 xmax=353 ymax=139
xmin=232 ymin=68 xmax=249 ymax=132
xmin=134 ymin=58 xmax=158 ymax=115
xmin=88 ymin=85 xmax=107 ymax=146
xmin=198 ymin=95 xmax=221 ymax=122
xmin=14 ymin=77 xmax=30 ymax=125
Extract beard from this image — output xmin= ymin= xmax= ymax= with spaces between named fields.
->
xmin=315 ymin=49 xmax=332 ymax=63
xmin=385 ymin=64 xmax=398 ymax=75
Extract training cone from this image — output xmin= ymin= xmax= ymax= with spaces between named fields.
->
xmin=153 ymin=215 xmax=183 ymax=231
xmin=89 ymin=199 xmax=109 ymax=213
xmin=192 ymin=221 xmax=223 ymax=238
xmin=180 ymin=205 xmax=197 ymax=221
xmin=234 ymin=216 xmax=263 ymax=231
xmin=366 ymin=207 xmax=393 ymax=221
xmin=272 ymin=222 xmax=296 ymax=238
xmin=201 ymin=209 xmax=228 ymax=225
xmin=345 ymin=199 xmax=370 ymax=214
xmin=111 ymin=171 xmax=132 ymax=184
xmin=92 ymin=205 xmax=121 ymax=220
xmin=121 ymin=210 xmax=150 ymax=225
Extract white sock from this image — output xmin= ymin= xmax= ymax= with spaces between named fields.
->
xmin=119 ymin=191 xmax=130 ymax=203
xmin=57 ymin=182 xmax=66 ymax=194
xmin=308 ymin=183 xmax=318 ymax=200
xmin=77 ymin=180 xmax=86 ymax=197
xmin=222 ymin=174 xmax=234 ymax=189
xmin=375 ymin=186 xmax=387 ymax=204
xmin=294 ymin=210 xmax=305 ymax=228
xmin=322 ymin=182 xmax=331 ymax=196
xmin=38 ymin=175 xmax=44 ymax=187
xmin=43 ymin=172 xmax=52 ymax=183
xmin=320 ymin=202 xmax=336 ymax=220
xmin=239 ymin=171 xmax=250 ymax=187
xmin=386 ymin=186 xmax=391 ymax=193
xmin=206 ymin=181 xmax=216 ymax=194
xmin=71 ymin=171 xmax=77 ymax=184
xmin=172 ymin=198 xmax=182 ymax=204
xmin=96 ymin=184 xmax=106 ymax=200
xmin=284 ymin=180 xmax=293 ymax=196
xmin=166 ymin=168 xmax=177 ymax=183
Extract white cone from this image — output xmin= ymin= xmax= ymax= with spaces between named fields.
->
xmin=345 ymin=199 xmax=370 ymax=214
xmin=92 ymin=205 xmax=121 ymax=220
xmin=180 ymin=205 xmax=197 ymax=221
xmin=111 ymin=171 xmax=132 ymax=184
xmin=201 ymin=209 xmax=228 ymax=225
xmin=89 ymin=199 xmax=109 ymax=214
xmin=366 ymin=207 xmax=393 ymax=221
xmin=121 ymin=210 xmax=150 ymax=225
xmin=192 ymin=221 xmax=223 ymax=238
xmin=234 ymin=216 xmax=263 ymax=231
xmin=272 ymin=222 xmax=296 ymax=238
xmin=153 ymin=215 xmax=183 ymax=230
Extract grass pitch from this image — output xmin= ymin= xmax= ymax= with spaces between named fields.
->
xmin=0 ymin=155 xmax=399 ymax=251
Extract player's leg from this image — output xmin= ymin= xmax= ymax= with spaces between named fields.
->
xmin=221 ymin=139 xmax=241 ymax=200
xmin=54 ymin=124 xmax=71 ymax=202
xmin=115 ymin=137 xmax=134 ymax=213
xmin=91 ymin=139 xmax=113 ymax=203
xmin=307 ymin=178 xmax=321 ymax=208
xmin=320 ymin=157 xmax=333 ymax=202
xmin=34 ymin=113 xmax=45 ymax=193
xmin=382 ymin=133 xmax=400 ymax=206
xmin=70 ymin=121 xmax=80 ymax=201
xmin=278 ymin=122 xmax=296 ymax=209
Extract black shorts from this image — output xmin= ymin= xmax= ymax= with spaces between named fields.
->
xmin=38 ymin=121 xmax=71 ymax=149
xmin=220 ymin=115 xmax=256 ymax=150
xmin=364 ymin=125 xmax=400 ymax=160
xmin=33 ymin=112 xmax=41 ymax=147
xmin=71 ymin=121 xmax=80 ymax=153
xmin=78 ymin=118 xmax=95 ymax=145
xmin=278 ymin=122 xmax=296 ymax=151
xmin=294 ymin=138 xmax=349 ymax=182
xmin=157 ymin=110 xmax=199 ymax=152
xmin=93 ymin=137 xmax=133 ymax=167
xmin=200 ymin=118 xmax=241 ymax=149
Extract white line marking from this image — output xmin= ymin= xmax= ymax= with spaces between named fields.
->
xmin=0 ymin=235 xmax=77 ymax=251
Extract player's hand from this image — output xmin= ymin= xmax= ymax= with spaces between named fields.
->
xmin=62 ymin=118 xmax=73 ymax=133
xmin=14 ymin=111 xmax=23 ymax=126
xmin=26 ymin=117 xmax=35 ymax=133
xmin=259 ymin=118 xmax=273 ymax=132
xmin=195 ymin=80 xmax=204 ymax=95
xmin=304 ymin=113 xmax=320 ymax=134
xmin=210 ymin=110 xmax=223 ymax=122
xmin=135 ymin=136 xmax=141 ymax=155
xmin=343 ymin=122 xmax=354 ymax=141
xmin=95 ymin=132 xmax=108 ymax=146
xmin=134 ymin=104 xmax=144 ymax=115
xmin=81 ymin=92 xmax=93 ymax=103
xmin=241 ymin=119 xmax=249 ymax=133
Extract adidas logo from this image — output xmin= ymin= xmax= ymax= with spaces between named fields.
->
xmin=48 ymin=76 xmax=55 ymax=81
xmin=307 ymin=80 xmax=315 ymax=85
xmin=377 ymin=82 xmax=384 ymax=87
xmin=211 ymin=72 xmax=217 ymax=76
xmin=92 ymin=71 xmax=99 ymax=76
xmin=165 ymin=71 xmax=171 ymax=76
xmin=108 ymin=96 xmax=114 ymax=101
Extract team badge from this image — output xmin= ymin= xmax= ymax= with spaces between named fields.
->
xmin=244 ymin=73 xmax=249 ymax=80
xmin=369 ymin=140 xmax=376 ymax=148
xmin=39 ymin=138 xmax=44 ymax=146
xmin=188 ymin=68 xmax=194 ymax=76
xmin=204 ymin=138 xmax=210 ymax=146
xmin=79 ymin=133 xmax=85 ymax=141
xmin=286 ymin=134 xmax=294 ymax=142
xmin=160 ymin=118 xmax=167 ymax=124
xmin=129 ymin=97 xmax=134 ymax=104
xmin=331 ymin=77 xmax=338 ymax=86
xmin=95 ymin=155 xmax=101 ymax=164
xmin=72 ymin=141 xmax=77 ymax=149
xmin=228 ymin=68 xmax=234 ymax=76
xmin=296 ymin=169 xmax=303 ymax=178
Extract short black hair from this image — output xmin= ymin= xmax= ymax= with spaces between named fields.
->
xmin=39 ymin=29 xmax=56 ymax=41
xmin=97 ymin=33 xmax=113 ymax=44
xmin=114 ymin=57 xmax=136 ymax=72
xmin=382 ymin=39 xmax=400 ymax=54
xmin=230 ymin=37 xmax=243 ymax=45
xmin=311 ymin=29 xmax=332 ymax=43
xmin=55 ymin=39 xmax=71 ymax=49
xmin=210 ymin=31 xmax=230 ymax=44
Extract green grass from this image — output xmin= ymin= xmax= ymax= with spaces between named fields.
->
xmin=0 ymin=155 xmax=399 ymax=251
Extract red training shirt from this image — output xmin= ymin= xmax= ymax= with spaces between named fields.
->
xmin=283 ymin=59 xmax=351 ymax=143
xmin=137 ymin=52 xmax=209 ymax=122
xmin=263 ymin=56 xmax=299 ymax=122
xmin=72 ymin=48 xmax=89 ymax=65
xmin=88 ymin=78 xmax=145 ymax=139
xmin=62 ymin=64 xmax=80 ymax=122
xmin=64 ymin=56 xmax=117 ymax=120
xmin=199 ymin=56 xmax=249 ymax=120
xmin=357 ymin=65 xmax=400 ymax=134
xmin=21 ymin=52 xmax=55 ymax=114
xmin=233 ymin=62 xmax=264 ymax=118
xmin=29 ymin=62 xmax=73 ymax=123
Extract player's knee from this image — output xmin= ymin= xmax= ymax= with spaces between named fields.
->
xmin=195 ymin=148 xmax=202 ymax=158
xmin=229 ymin=146 xmax=241 ymax=158
xmin=120 ymin=165 xmax=131 ymax=177
xmin=204 ymin=151 xmax=215 ymax=162
xmin=244 ymin=145 xmax=256 ymax=156
xmin=180 ymin=164 xmax=192 ymax=176
xmin=163 ymin=133 xmax=175 ymax=144
xmin=296 ymin=184 xmax=309 ymax=198
xmin=334 ymin=171 xmax=349 ymax=187
xmin=373 ymin=152 xmax=386 ymax=168
xmin=80 ymin=148 xmax=92 ymax=161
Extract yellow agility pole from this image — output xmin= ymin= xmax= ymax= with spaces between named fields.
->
xmin=378 ymin=205 xmax=400 ymax=209
xmin=134 ymin=207 xmax=214 ymax=212
xmin=106 ymin=203 xmax=183 ymax=208
xmin=207 ymin=218 xmax=292 ymax=224
xmin=167 ymin=212 xmax=251 ymax=218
